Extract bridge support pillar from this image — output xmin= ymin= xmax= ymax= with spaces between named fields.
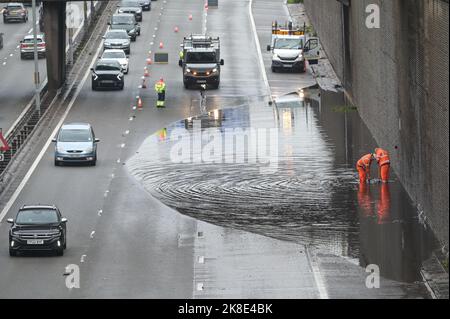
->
xmin=43 ymin=1 xmax=66 ymax=92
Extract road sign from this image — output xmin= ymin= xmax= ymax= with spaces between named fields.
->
xmin=0 ymin=131 xmax=10 ymax=152
xmin=154 ymin=52 xmax=169 ymax=64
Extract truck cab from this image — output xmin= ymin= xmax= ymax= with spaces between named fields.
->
xmin=267 ymin=21 xmax=321 ymax=72
xmin=179 ymin=35 xmax=224 ymax=89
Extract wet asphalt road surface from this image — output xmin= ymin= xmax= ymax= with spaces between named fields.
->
xmin=0 ymin=0 xmax=437 ymax=299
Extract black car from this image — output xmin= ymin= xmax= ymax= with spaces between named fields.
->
xmin=7 ymin=205 xmax=67 ymax=256
xmin=138 ymin=0 xmax=151 ymax=11
xmin=91 ymin=59 xmax=124 ymax=90
xmin=117 ymin=0 xmax=143 ymax=22
xmin=109 ymin=13 xmax=140 ymax=41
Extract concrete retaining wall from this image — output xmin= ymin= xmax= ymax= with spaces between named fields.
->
xmin=304 ymin=0 xmax=449 ymax=248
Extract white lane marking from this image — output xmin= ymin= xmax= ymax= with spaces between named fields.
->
xmin=90 ymin=231 xmax=95 ymax=239
xmin=80 ymin=255 xmax=87 ymax=263
xmin=28 ymin=28 xmax=33 ymax=34
xmin=2 ymin=62 xmax=6 ymax=66
xmin=98 ymin=209 xmax=103 ymax=216
xmin=305 ymin=247 xmax=329 ymax=299
xmin=16 ymin=45 xmax=20 ymax=49
xmin=9 ymin=53 xmax=13 ymax=57
xmin=198 ymin=256 xmax=205 ymax=264
xmin=120 ymin=143 xmax=125 ymax=148
xmin=117 ymin=158 xmax=121 ymax=163
xmin=0 ymin=38 xmax=105 ymax=223
xmin=124 ymin=130 xmax=129 ymax=135
xmin=196 ymin=283 xmax=204 ymax=291
xmin=248 ymin=0 xmax=271 ymax=97
xmin=104 ymin=190 xmax=109 ymax=197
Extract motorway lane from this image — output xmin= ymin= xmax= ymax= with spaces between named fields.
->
xmin=0 ymin=0 xmax=213 ymax=298
xmin=0 ymin=0 xmax=323 ymax=298
xmin=0 ymin=17 xmax=47 ymax=134
xmin=253 ymin=0 xmax=316 ymax=97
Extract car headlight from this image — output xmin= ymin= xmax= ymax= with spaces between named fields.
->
xmin=93 ymin=74 xmax=98 ymax=81
xmin=84 ymin=147 xmax=93 ymax=153
xmin=186 ymin=68 xmax=191 ymax=73
xmin=272 ymin=54 xmax=281 ymax=61
xmin=212 ymin=68 xmax=218 ymax=73
xmin=11 ymin=231 xmax=20 ymax=237
xmin=117 ymin=74 xmax=123 ymax=81
xmin=295 ymin=54 xmax=303 ymax=61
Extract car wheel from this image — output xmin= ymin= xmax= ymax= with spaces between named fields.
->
xmin=120 ymin=83 xmax=124 ymax=90
xmin=184 ymin=83 xmax=189 ymax=89
xmin=56 ymin=247 xmax=64 ymax=256
xmin=3 ymin=18 xmax=8 ymax=24
xmin=63 ymin=237 xmax=67 ymax=249
xmin=271 ymin=67 xmax=276 ymax=73
xmin=20 ymin=53 xmax=25 ymax=60
xmin=131 ymin=37 xmax=136 ymax=42
xmin=54 ymin=159 xmax=60 ymax=166
xmin=92 ymin=82 xmax=97 ymax=91
xmin=9 ymin=249 xmax=16 ymax=257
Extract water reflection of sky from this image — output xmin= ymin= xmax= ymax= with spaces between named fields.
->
xmin=127 ymin=89 xmax=437 ymax=285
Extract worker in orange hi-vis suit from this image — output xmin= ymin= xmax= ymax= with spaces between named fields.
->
xmin=374 ymin=148 xmax=391 ymax=183
xmin=356 ymin=153 xmax=374 ymax=184
xmin=377 ymin=182 xmax=391 ymax=224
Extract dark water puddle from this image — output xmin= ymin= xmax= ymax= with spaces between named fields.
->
xmin=127 ymin=88 xmax=438 ymax=285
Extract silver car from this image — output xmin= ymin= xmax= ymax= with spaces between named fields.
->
xmin=103 ymin=29 xmax=131 ymax=54
xmin=53 ymin=123 xmax=99 ymax=166
xmin=20 ymin=34 xmax=46 ymax=59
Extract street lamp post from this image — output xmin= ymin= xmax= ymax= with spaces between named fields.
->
xmin=32 ymin=0 xmax=40 ymax=117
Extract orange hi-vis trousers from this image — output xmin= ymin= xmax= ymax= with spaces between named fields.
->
xmin=357 ymin=166 xmax=368 ymax=183
xmin=380 ymin=164 xmax=390 ymax=182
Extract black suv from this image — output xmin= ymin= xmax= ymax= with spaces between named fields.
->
xmin=7 ymin=205 xmax=67 ymax=256
xmin=91 ymin=59 xmax=124 ymax=90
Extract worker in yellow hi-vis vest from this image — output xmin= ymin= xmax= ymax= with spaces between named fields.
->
xmin=154 ymin=77 xmax=166 ymax=108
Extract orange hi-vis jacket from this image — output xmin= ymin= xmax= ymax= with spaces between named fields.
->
xmin=357 ymin=154 xmax=373 ymax=170
xmin=375 ymin=148 xmax=390 ymax=166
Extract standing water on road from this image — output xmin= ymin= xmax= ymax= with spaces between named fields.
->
xmin=127 ymin=88 xmax=437 ymax=288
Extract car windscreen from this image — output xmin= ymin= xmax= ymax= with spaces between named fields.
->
xmin=186 ymin=52 xmax=216 ymax=63
xmin=274 ymin=38 xmax=303 ymax=50
xmin=58 ymin=128 xmax=93 ymax=142
xmin=105 ymin=31 xmax=128 ymax=39
xmin=112 ymin=15 xmax=134 ymax=25
xmin=120 ymin=1 xmax=140 ymax=7
xmin=7 ymin=5 xmax=23 ymax=10
xmin=16 ymin=209 xmax=59 ymax=225
xmin=102 ymin=51 xmax=126 ymax=59
xmin=23 ymin=38 xmax=43 ymax=43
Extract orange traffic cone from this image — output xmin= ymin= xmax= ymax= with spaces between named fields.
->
xmin=188 ymin=14 xmax=193 ymax=20
xmin=141 ymin=77 xmax=147 ymax=88
xmin=174 ymin=26 xmax=179 ymax=33
xmin=137 ymin=96 xmax=143 ymax=110
xmin=146 ymin=58 xmax=152 ymax=65
xmin=144 ymin=67 xmax=150 ymax=77
xmin=159 ymin=42 xmax=164 ymax=49
xmin=204 ymin=3 xmax=208 ymax=10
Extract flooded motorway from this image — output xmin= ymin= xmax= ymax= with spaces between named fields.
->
xmin=127 ymin=88 xmax=438 ymax=292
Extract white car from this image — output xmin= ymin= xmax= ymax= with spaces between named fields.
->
xmin=100 ymin=49 xmax=129 ymax=74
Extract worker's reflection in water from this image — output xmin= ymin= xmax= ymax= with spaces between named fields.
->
xmin=358 ymin=182 xmax=391 ymax=225
xmin=377 ymin=182 xmax=391 ymax=224
xmin=157 ymin=128 xmax=167 ymax=142
xmin=358 ymin=182 xmax=373 ymax=218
